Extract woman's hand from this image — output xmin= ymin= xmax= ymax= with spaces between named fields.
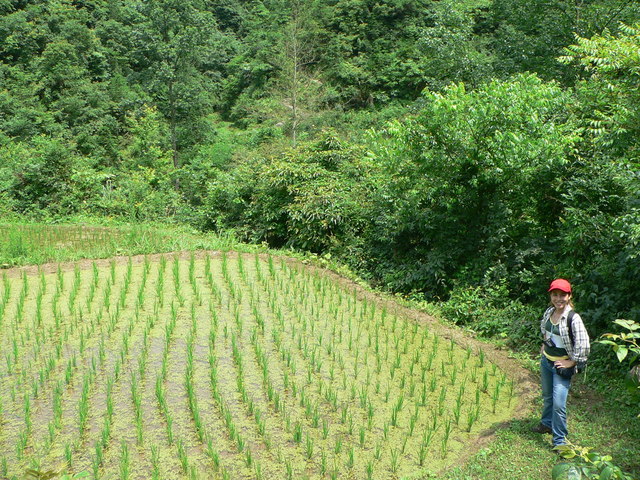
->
xmin=554 ymin=359 xmax=576 ymax=369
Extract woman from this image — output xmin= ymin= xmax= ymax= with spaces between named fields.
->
xmin=532 ymin=278 xmax=590 ymax=449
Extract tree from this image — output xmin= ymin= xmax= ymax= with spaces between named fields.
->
xmin=560 ymin=22 xmax=640 ymax=159
xmin=0 ymin=0 xmax=135 ymax=164
xmin=276 ymin=0 xmax=325 ymax=146
xmin=129 ymin=0 xmax=233 ymax=169
xmin=5 ymin=136 xmax=84 ymax=214
xmin=488 ymin=0 xmax=640 ymax=83
xmin=220 ymin=0 xmax=327 ymax=142
xmin=203 ymin=131 xmax=371 ymax=251
xmin=360 ymin=74 xmax=578 ymax=297
xmin=415 ymin=0 xmax=495 ymax=91
xmin=316 ymin=0 xmax=439 ymax=106
xmin=554 ymin=24 xmax=640 ymax=331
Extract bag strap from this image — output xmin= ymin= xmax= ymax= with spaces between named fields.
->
xmin=567 ymin=310 xmax=575 ymax=347
xmin=566 ymin=310 xmax=587 ymax=376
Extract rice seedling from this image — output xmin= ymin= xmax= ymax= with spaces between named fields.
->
xmin=330 ymin=460 xmax=339 ymax=480
xmin=478 ymin=348 xmax=485 ymax=368
xmin=334 ymin=436 xmax=342 ymax=455
xmin=305 ymin=433 xmax=314 ymax=459
xmin=449 ymin=364 xmax=458 ymax=385
xmin=319 ymin=450 xmax=328 ymax=476
xmin=429 ymin=374 xmax=438 ymax=393
xmin=347 ymin=446 xmax=355 ymax=469
xmin=15 ymin=429 xmax=28 ymax=459
xmin=401 ymin=433 xmax=410 ymax=454
xmin=492 ymin=380 xmax=502 ymax=413
xmin=78 ymin=375 xmax=91 ymax=436
xmin=466 ymin=404 xmax=481 ymax=432
xmin=441 ymin=417 xmax=453 ymax=458
xmin=437 ymin=385 xmax=448 ymax=416
xmin=23 ymin=393 xmax=31 ymax=432
xmin=371 ymin=441 xmax=382 ymax=461
xmin=390 ymin=392 xmax=404 ymax=427
xmin=481 ymin=369 xmax=490 ymax=393
xmin=409 ymin=407 xmax=420 ymax=435
xmin=285 ymin=458 xmax=294 ymax=480
xmin=418 ymin=437 xmax=429 ymax=466
xmin=64 ymin=442 xmax=73 ymax=468
xmin=93 ymin=441 xmax=104 ymax=478
xmin=177 ymin=438 xmax=189 ymax=474
xmin=293 ymin=421 xmax=303 ymax=444
xmin=470 ymin=365 xmax=478 ymax=383
xmin=100 ymin=415 xmax=111 ymax=450
xmin=321 ymin=417 xmax=330 ymax=439
xmin=390 ymin=446 xmax=400 ymax=473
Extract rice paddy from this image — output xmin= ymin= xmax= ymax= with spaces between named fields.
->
xmin=0 ymin=250 xmax=518 ymax=479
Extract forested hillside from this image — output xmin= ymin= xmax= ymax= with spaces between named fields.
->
xmin=1 ymin=0 xmax=639 ymax=342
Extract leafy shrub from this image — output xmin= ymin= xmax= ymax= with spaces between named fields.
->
xmin=202 ymin=131 xmax=371 ymax=252
xmin=553 ymin=445 xmax=635 ymax=480
xmin=440 ymin=269 xmax=540 ymax=349
xmin=357 ymin=74 xmax=577 ymax=299
xmin=6 ymin=136 xmax=85 ymax=215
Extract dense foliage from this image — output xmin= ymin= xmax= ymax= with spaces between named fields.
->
xmin=1 ymin=0 xmax=639 ymax=344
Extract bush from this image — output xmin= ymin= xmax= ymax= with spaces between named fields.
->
xmin=202 ymin=131 xmax=372 ymax=252
xmin=553 ymin=445 xmax=635 ymax=480
xmin=440 ymin=269 xmax=540 ymax=349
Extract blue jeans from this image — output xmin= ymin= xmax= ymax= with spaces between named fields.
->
xmin=540 ymin=356 xmax=572 ymax=446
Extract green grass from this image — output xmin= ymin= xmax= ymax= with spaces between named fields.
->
xmin=442 ymin=375 xmax=640 ymax=480
xmin=0 ymin=220 xmax=243 ymax=267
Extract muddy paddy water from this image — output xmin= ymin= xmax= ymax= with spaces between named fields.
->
xmin=0 ymin=252 xmax=519 ymax=479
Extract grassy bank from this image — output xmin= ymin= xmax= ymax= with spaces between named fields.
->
xmin=443 ymin=373 xmax=640 ymax=479
xmin=0 ymin=220 xmax=247 ymax=267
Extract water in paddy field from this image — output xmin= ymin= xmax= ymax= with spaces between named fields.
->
xmin=0 ymin=252 xmax=517 ymax=479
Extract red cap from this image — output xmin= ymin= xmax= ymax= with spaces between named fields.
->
xmin=548 ymin=279 xmax=571 ymax=294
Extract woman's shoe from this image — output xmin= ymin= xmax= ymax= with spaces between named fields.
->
xmin=531 ymin=423 xmax=552 ymax=434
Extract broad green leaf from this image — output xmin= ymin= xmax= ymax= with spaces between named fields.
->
xmin=614 ymin=345 xmax=629 ymax=362
xmin=585 ymin=452 xmax=599 ymax=462
xmin=614 ymin=319 xmax=640 ymax=331
xmin=552 ymin=462 xmax=582 ymax=480
xmin=599 ymin=465 xmax=614 ymax=480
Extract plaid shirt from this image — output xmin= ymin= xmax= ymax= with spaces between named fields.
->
xmin=540 ymin=306 xmax=590 ymax=370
